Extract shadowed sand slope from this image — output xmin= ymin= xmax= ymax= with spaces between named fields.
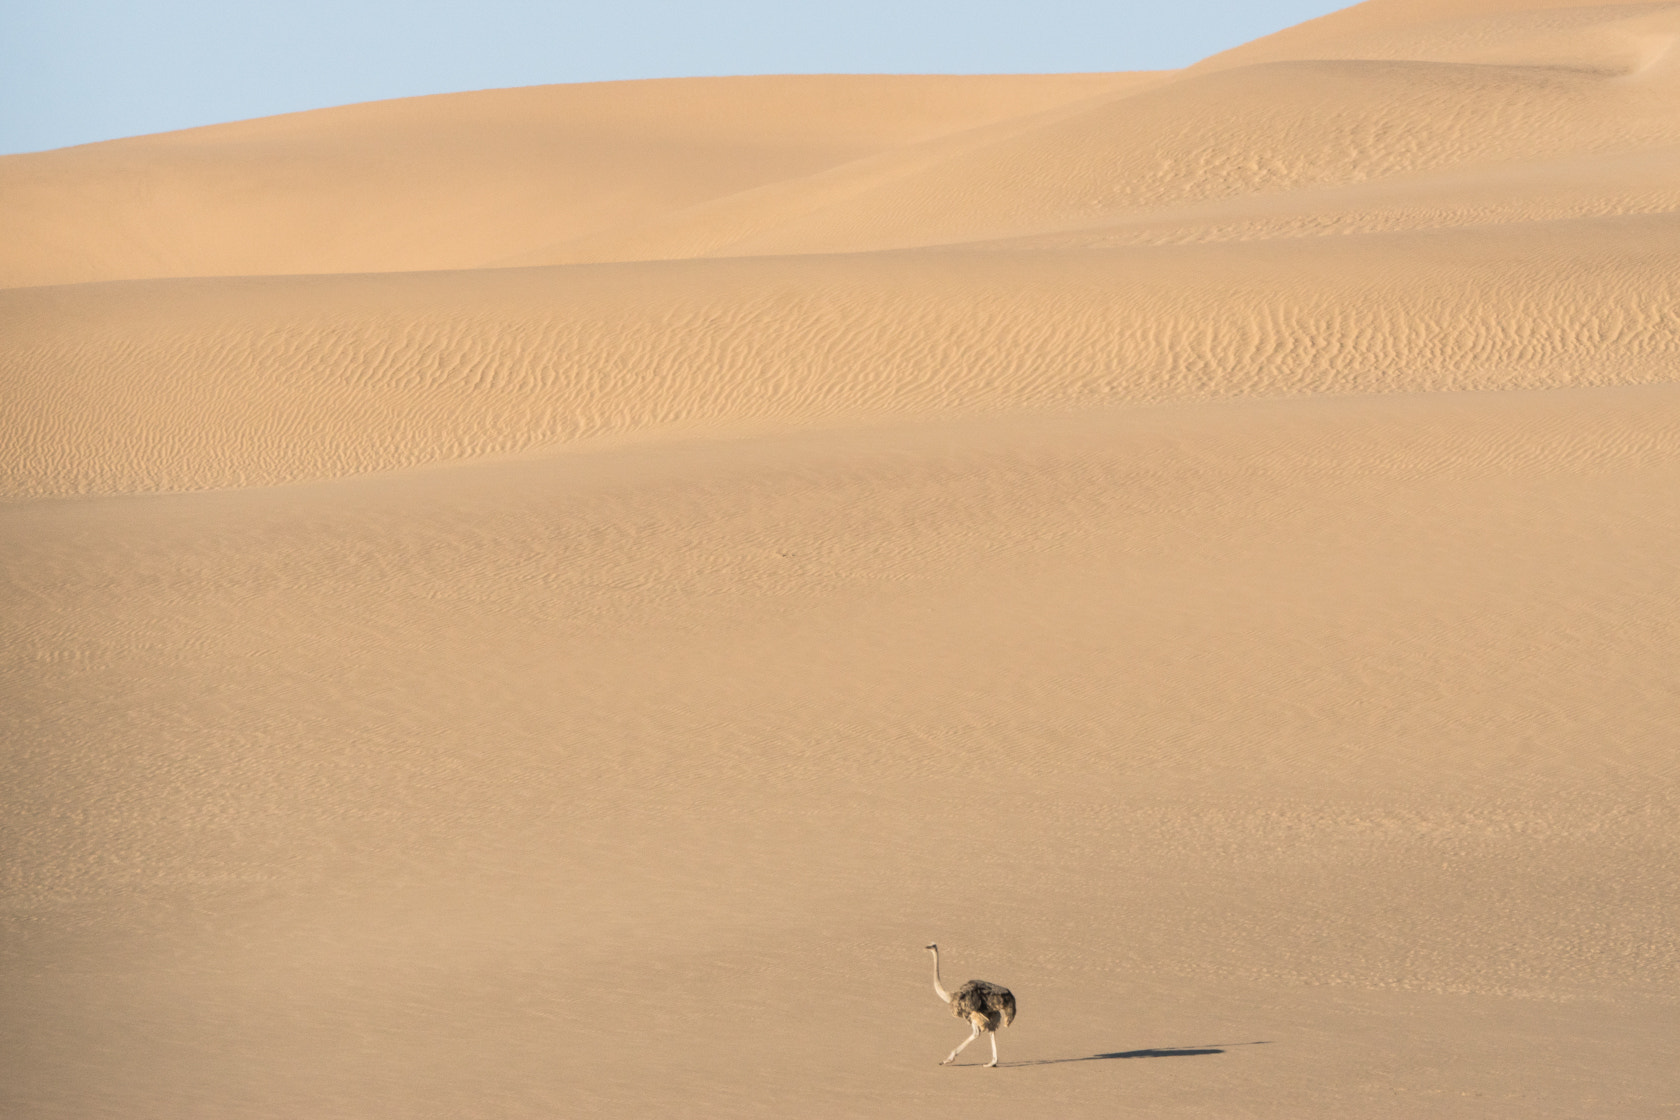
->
xmin=5 ymin=1 xmax=1680 ymax=1117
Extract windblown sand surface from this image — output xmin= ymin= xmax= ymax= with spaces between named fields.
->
xmin=4 ymin=1 xmax=1679 ymax=1116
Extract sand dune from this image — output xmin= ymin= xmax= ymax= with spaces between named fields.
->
xmin=564 ymin=47 xmax=1680 ymax=260
xmin=8 ymin=3 xmax=1680 ymax=286
xmin=6 ymin=212 xmax=1678 ymax=496
xmin=1201 ymin=0 xmax=1680 ymax=70
xmin=0 ymin=73 xmax=1139 ymax=289
xmin=4 ymin=1 xmax=1680 ymax=1117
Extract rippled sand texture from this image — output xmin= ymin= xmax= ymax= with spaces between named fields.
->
xmin=4 ymin=1 xmax=1680 ymax=1118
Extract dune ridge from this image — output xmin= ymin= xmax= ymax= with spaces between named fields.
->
xmin=557 ymin=50 xmax=1680 ymax=261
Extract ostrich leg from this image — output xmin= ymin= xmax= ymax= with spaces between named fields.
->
xmin=987 ymin=1032 xmax=998 ymax=1067
xmin=943 ymin=1023 xmax=981 ymax=1065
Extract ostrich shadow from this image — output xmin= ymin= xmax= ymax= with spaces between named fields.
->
xmin=998 ymin=1041 xmax=1269 ymax=1067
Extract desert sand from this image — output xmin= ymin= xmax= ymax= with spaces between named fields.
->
xmin=3 ymin=0 xmax=1679 ymax=1116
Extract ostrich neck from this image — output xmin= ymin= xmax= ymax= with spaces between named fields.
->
xmin=930 ymin=949 xmax=952 ymax=1004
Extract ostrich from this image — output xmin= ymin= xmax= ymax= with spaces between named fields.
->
xmin=926 ymin=943 xmax=1016 ymax=1067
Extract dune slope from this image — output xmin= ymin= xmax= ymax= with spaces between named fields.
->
xmin=0 ymin=73 xmax=1140 ymax=289
xmin=5 ymin=391 xmax=1679 ymax=1118
xmin=6 ymin=212 xmax=1679 ymax=496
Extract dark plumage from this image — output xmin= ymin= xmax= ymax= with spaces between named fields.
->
xmin=950 ymin=979 xmax=1017 ymax=1032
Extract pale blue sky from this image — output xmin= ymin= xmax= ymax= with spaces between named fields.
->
xmin=0 ymin=1 xmax=1351 ymax=155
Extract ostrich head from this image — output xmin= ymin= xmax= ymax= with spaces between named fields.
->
xmin=926 ymin=942 xmax=937 ymax=952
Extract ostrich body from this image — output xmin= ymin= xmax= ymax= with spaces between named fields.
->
xmin=926 ymin=943 xmax=1016 ymax=1067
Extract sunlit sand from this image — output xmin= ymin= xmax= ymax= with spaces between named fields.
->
xmin=4 ymin=1 xmax=1678 ymax=1115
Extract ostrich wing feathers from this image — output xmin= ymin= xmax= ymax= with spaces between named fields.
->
xmin=951 ymin=980 xmax=1016 ymax=1030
